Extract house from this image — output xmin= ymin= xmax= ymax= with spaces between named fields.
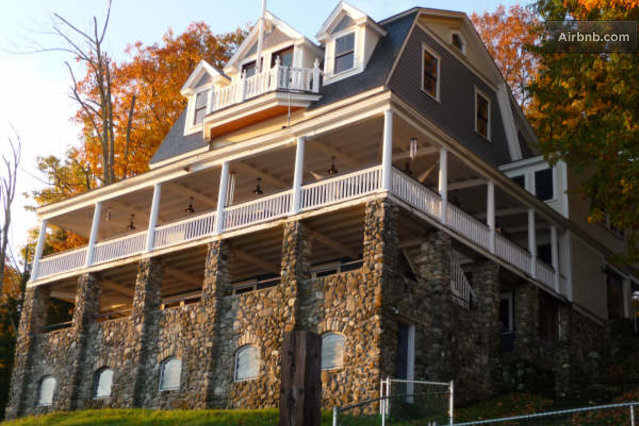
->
xmin=7 ymin=2 xmax=638 ymax=418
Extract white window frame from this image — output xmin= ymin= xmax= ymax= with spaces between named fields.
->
xmin=321 ymin=332 xmax=346 ymax=371
xmin=500 ymin=291 xmax=514 ymax=334
xmin=159 ymin=357 xmax=182 ymax=391
xmin=234 ymin=345 xmax=260 ymax=382
xmin=184 ymin=86 xmax=212 ymax=136
xmin=421 ymin=43 xmax=441 ymax=102
xmin=93 ymin=367 xmax=114 ymax=399
xmin=332 ymin=30 xmax=357 ymax=76
xmin=474 ymin=87 xmax=492 ymax=141
xmin=450 ymin=31 xmax=466 ymax=54
xmin=37 ymin=376 xmax=56 ymax=406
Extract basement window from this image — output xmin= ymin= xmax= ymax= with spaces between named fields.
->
xmin=321 ymin=333 xmax=345 ymax=371
xmin=93 ymin=368 xmax=114 ymax=399
xmin=499 ymin=292 xmax=514 ymax=334
xmin=235 ymin=345 xmax=260 ymax=381
xmin=37 ymin=376 xmax=56 ymax=406
xmin=159 ymin=357 xmax=182 ymax=391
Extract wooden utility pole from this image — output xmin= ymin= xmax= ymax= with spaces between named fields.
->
xmin=279 ymin=330 xmax=321 ymax=426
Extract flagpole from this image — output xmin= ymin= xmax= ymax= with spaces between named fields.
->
xmin=255 ymin=0 xmax=267 ymax=73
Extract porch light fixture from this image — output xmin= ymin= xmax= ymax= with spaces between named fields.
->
xmin=106 ymin=207 xmax=112 ymax=222
xmin=327 ymin=156 xmax=338 ymax=175
xmin=127 ymin=214 xmax=136 ymax=231
xmin=253 ymin=178 xmax=264 ymax=195
xmin=184 ymin=197 xmax=195 ymax=214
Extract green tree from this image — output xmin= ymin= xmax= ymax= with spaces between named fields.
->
xmin=528 ymin=0 xmax=639 ymax=263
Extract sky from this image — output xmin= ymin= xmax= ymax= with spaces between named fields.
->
xmin=0 ymin=0 xmax=524 ymax=261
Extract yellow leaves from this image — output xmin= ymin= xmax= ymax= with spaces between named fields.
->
xmin=570 ymin=0 xmax=639 ymax=11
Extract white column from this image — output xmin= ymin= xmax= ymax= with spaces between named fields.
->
xmin=30 ymin=219 xmax=48 ymax=281
xmin=145 ymin=183 xmax=162 ymax=252
xmin=291 ymin=136 xmax=306 ymax=214
xmin=528 ymin=209 xmax=536 ymax=278
xmin=382 ymin=109 xmax=393 ymax=191
xmin=439 ymin=147 xmax=448 ymax=223
xmin=215 ymin=162 xmax=230 ymax=235
xmin=85 ymin=202 xmax=102 ymax=267
xmin=487 ymin=180 xmax=496 ymax=253
xmin=550 ymin=225 xmax=560 ymax=292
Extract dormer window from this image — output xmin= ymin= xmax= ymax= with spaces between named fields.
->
xmin=193 ymin=91 xmax=209 ymax=125
xmin=451 ymin=32 xmax=465 ymax=53
xmin=242 ymin=60 xmax=259 ymax=77
xmin=271 ymin=46 xmax=294 ymax=68
xmin=334 ymin=33 xmax=355 ymax=74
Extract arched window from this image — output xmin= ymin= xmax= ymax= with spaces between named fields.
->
xmin=234 ymin=345 xmax=260 ymax=381
xmin=159 ymin=357 xmax=182 ymax=391
xmin=321 ymin=333 xmax=345 ymax=371
xmin=38 ymin=376 xmax=56 ymax=406
xmin=93 ymin=368 xmax=114 ymax=399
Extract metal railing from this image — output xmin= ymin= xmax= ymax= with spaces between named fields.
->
xmin=450 ymin=251 xmax=475 ymax=310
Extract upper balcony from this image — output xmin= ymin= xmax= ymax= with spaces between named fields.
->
xmin=31 ymin=109 xmax=568 ymax=302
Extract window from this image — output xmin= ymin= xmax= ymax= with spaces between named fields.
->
xmin=422 ymin=47 xmax=439 ymax=99
xmin=271 ymin=46 xmax=294 ymax=68
xmin=511 ymin=174 xmax=525 ymax=189
xmin=451 ymin=33 xmax=465 ymax=52
xmin=159 ymin=357 xmax=182 ymax=391
xmin=334 ymin=33 xmax=355 ymax=74
xmin=535 ymin=168 xmax=554 ymax=201
xmin=537 ymin=243 xmax=552 ymax=266
xmin=38 ymin=376 xmax=56 ymax=406
xmin=235 ymin=345 xmax=260 ymax=381
xmin=499 ymin=292 xmax=514 ymax=334
xmin=93 ymin=368 xmax=114 ymax=399
xmin=475 ymin=90 xmax=490 ymax=139
xmin=193 ymin=91 xmax=208 ymax=125
xmin=321 ymin=333 xmax=345 ymax=371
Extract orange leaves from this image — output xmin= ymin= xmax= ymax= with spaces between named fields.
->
xmin=471 ymin=5 xmax=541 ymax=107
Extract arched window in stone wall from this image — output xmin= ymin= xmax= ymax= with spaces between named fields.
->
xmin=159 ymin=357 xmax=182 ymax=391
xmin=234 ymin=345 xmax=260 ymax=381
xmin=321 ymin=332 xmax=345 ymax=371
xmin=93 ymin=367 xmax=114 ymax=399
xmin=37 ymin=376 xmax=56 ymax=406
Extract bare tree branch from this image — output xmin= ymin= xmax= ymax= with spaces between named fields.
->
xmin=0 ymin=125 xmax=21 ymax=295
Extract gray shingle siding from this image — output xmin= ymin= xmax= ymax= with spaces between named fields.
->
xmin=388 ymin=26 xmax=513 ymax=166
xmin=150 ymin=110 xmax=208 ymax=165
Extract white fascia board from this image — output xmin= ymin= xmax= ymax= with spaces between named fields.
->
xmin=496 ymin=83 xmax=523 ymax=161
xmin=499 ymin=155 xmax=547 ymax=171
xmin=180 ymin=60 xmax=226 ymax=95
xmin=316 ymin=1 xmax=368 ymax=41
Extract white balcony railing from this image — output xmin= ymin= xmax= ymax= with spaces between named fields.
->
xmin=93 ymin=231 xmax=147 ymax=264
xmin=211 ymin=59 xmax=321 ymax=112
xmin=225 ymin=190 xmax=292 ymax=231
xmin=38 ymin=248 xmax=87 ymax=279
xmin=34 ymin=165 xmax=559 ymax=295
xmin=154 ymin=211 xmax=216 ymax=249
xmin=301 ymin=166 xmax=383 ymax=211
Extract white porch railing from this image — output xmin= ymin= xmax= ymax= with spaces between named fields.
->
xmin=37 ymin=248 xmax=87 ymax=279
xmin=154 ymin=211 xmax=216 ymax=249
xmin=225 ymin=190 xmax=292 ymax=231
xmin=450 ymin=250 xmax=475 ymax=309
xmin=495 ymin=234 xmax=532 ymax=275
xmin=211 ymin=60 xmax=321 ymax=112
xmin=536 ymin=260 xmax=555 ymax=289
xmin=93 ymin=231 xmax=147 ymax=264
xmin=301 ymin=166 xmax=383 ymax=211
xmin=35 ymin=165 xmax=558 ymax=295
xmin=447 ymin=204 xmax=490 ymax=250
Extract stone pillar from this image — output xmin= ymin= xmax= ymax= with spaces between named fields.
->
xmin=553 ymin=303 xmax=573 ymax=399
xmin=514 ymin=283 xmax=539 ymax=358
xmin=362 ymin=199 xmax=398 ymax=382
xmin=471 ymin=260 xmax=500 ymax=396
xmin=412 ymin=230 xmax=453 ymax=380
xmin=56 ymin=273 xmax=101 ymax=411
xmin=128 ymin=257 xmax=163 ymax=408
xmin=203 ymin=240 xmax=233 ymax=408
xmin=281 ymin=221 xmax=311 ymax=331
xmin=5 ymin=286 xmax=50 ymax=419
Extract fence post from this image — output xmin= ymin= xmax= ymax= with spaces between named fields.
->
xmin=449 ymin=380 xmax=454 ymax=426
xmin=332 ymin=406 xmax=338 ymax=426
xmin=631 ymin=405 xmax=635 ymax=426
